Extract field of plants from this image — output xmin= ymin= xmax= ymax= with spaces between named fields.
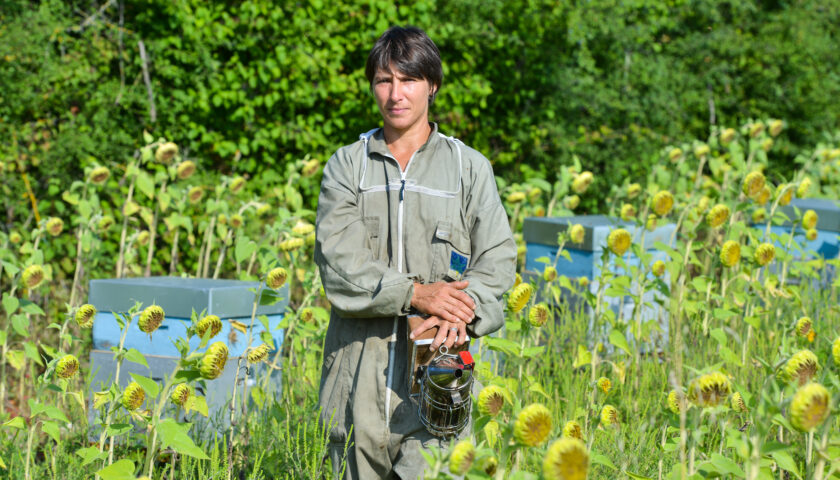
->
xmin=0 ymin=118 xmax=839 ymax=480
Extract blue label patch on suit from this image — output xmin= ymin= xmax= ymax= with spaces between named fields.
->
xmin=447 ymin=251 xmax=469 ymax=280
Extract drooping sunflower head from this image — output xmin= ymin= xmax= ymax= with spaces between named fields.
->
xmin=9 ymin=231 xmax=22 ymax=244
xmin=568 ymin=224 xmax=585 ymax=244
xmin=89 ymin=166 xmax=111 ymax=185
xmin=513 ymin=273 xmax=523 ymax=288
xmin=668 ymin=147 xmax=683 ymax=162
xmin=563 ymin=195 xmax=581 ymax=210
xmin=299 ymin=307 xmax=315 ymax=323
xmin=137 ymin=230 xmax=151 ymax=246
xmin=542 ymin=437 xmax=589 ymax=480
xmin=138 ymin=305 xmax=165 ymax=334
xmin=720 ymin=127 xmax=736 ymax=145
xmin=651 ymin=260 xmax=666 ymax=277
xmin=528 ymin=303 xmax=551 ymax=327
xmin=528 ymin=187 xmax=543 ymax=203
xmin=170 ymin=384 xmax=192 ymax=407
xmin=514 ymin=403 xmax=553 ymax=446
xmin=56 ymin=354 xmax=79 ymax=379
xmin=783 ymin=349 xmax=820 ymax=386
xmin=292 ymin=220 xmax=315 ymax=236
xmin=229 ymin=176 xmax=246 ymax=194
xmin=620 ymin=203 xmax=637 ymax=221
xmin=98 ymin=215 xmax=115 ymax=232
xmin=694 ymin=143 xmax=710 ymax=158
xmin=752 ymin=208 xmax=767 ymax=223
xmin=507 ymin=283 xmax=533 ymax=313
xmin=187 ymin=186 xmax=204 ymax=204
xmin=266 ymin=267 xmax=288 ymax=290
xmin=477 ymin=385 xmax=506 ymax=417
xmin=247 ymin=343 xmax=272 ymax=364
xmin=200 ymin=342 xmax=229 ymax=380
xmin=45 ymin=217 xmax=64 ymax=236
xmin=22 ymin=264 xmax=45 ymax=289
xmin=687 ymin=371 xmax=731 ymax=408
xmin=600 ymin=405 xmax=620 ymax=427
xmin=597 ymin=377 xmax=611 ymax=394
xmin=651 ymin=190 xmax=675 ymax=217
xmin=646 ymin=213 xmax=658 ymax=231
xmin=562 ymin=420 xmax=583 ymax=440
xmin=626 ymin=183 xmax=642 ymax=199
xmin=790 ymin=382 xmax=831 ymax=432
xmin=797 ymin=177 xmax=812 ymax=198
xmin=196 ymin=314 xmax=222 ymax=340
xmin=748 ymin=122 xmax=765 ymax=138
xmin=230 ymin=214 xmax=244 ymax=229
xmin=730 ymin=392 xmax=748 ymax=412
xmin=802 ymin=209 xmax=818 ymax=230
xmin=571 ymin=171 xmax=594 ymax=194
xmin=75 ymin=304 xmax=97 ymax=329
xmin=607 ymin=228 xmax=632 ymax=256
xmin=776 ymin=184 xmax=793 ymax=206
xmin=742 ymin=171 xmax=766 ymax=198
xmin=769 ymin=119 xmax=784 ymax=137
xmin=280 ymin=237 xmax=305 ymax=251
xmin=754 ymin=243 xmax=776 ymax=267
xmin=578 ymin=276 xmax=590 ymax=289
xmin=720 ymin=240 xmax=741 ymax=268
xmin=155 ymin=142 xmax=179 ymax=163
xmin=302 ymin=158 xmax=321 ymax=177
xmin=122 ymin=381 xmax=145 ymax=410
xmin=795 ymin=317 xmax=812 ymax=338
xmin=448 ymin=440 xmax=476 ymax=475
xmin=478 ymin=456 xmax=498 ymax=476
xmin=706 ymin=204 xmax=731 ymax=228
xmin=666 ymin=390 xmax=683 ymax=414
xmin=543 ymin=266 xmax=558 ymax=282
xmin=506 ymin=191 xmax=526 ymax=204
xmin=806 ymin=228 xmax=818 ymax=241
xmin=176 ymin=160 xmax=196 ymax=180
xmin=755 ymin=185 xmax=771 ymax=205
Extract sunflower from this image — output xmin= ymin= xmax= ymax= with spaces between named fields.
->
xmin=528 ymin=187 xmax=543 ymax=202
xmin=508 ymin=283 xmax=533 ymax=313
xmin=806 ymin=228 xmax=818 ymax=241
xmin=139 ymin=305 xmax=165 ymax=334
xmin=668 ymin=148 xmax=683 ymax=162
xmin=646 ymin=214 xmax=658 ymax=231
xmin=200 ymin=342 xmax=229 ymax=380
xmin=230 ymin=214 xmax=244 ymax=229
xmin=752 ymin=208 xmax=767 ymax=223
xmin=513 ymin=273 xmax=522 ymax=288
xmin=720 ymin=127 xmax=736 ymax=145
xmin=187 ymin=186 xmax=204 ymax=204
xmin=802 ymin=210 xmax=818 ymax=230
xmin=529 ymin=303 xmax=551 ymax=327
xmin=720 ymin=240 xmax=741 ymax=268
xmin=667 ymin=390 xmax=683 ymax=414
xmin=98 ymin=215 xmax=115 ymax=232
xmin=607 ymin=228 xmax=632 ymax=256
xmin=783 ymin=349 xmax=820 ymax=386
xmin=790 ymin=383 xmax=831 ymax=432
xmin=797 ymin=178 xmax=812 ymax=198
xmin=651 ymin=260 xmax=666 ymax=277
xmin=122 ymin=381 xmax=145 ymax=410
xmin=626 ymin=183 xmax=642 ymax=199
xmin=562 ymin=420 xmax=583 ymax=440
xmin=292 ymin=220 xmax=315 ymax=236
xmin=730 ymin=392 xmax=748 ymax=412
xmin=89 ymin=166 xmax=111 ymax=185
xmin=280 ymin=237 xmax=305 ymax=251
xmin=543 ymin=266 xmax=558 ymax=282
xmin=478 ymin=456 xmax=498 ymax=476
xmin=542 ymin=438 xmax=589 ymax=480
xmin=176 ymin=160 xmax=196 ymax=180
xmin=755 ymin=185 xmax=771 ymax=205
xmin=477 ymin=385 xmax=506 ymax=416
xmin=170 ymin=384 xmax=192 ymax=407
xmin=597 ymin=377 xmax=611 ymax=394
xmin=761 ymin=138 xmax=774 ymax=152
xmin=563 ymin=195 xmax=580 ymax=210
xmin=754 ymin=243 xmax=776 ymax=267
xmin=45 ymin=217 xmax=64 ymax=236
xmin=446 ymin=440 xmax=476 ymax=474
xmin=75 ymin=304 xmax=96 ymax=329
xmin=266 ymin=267 xmax=288 ymax=290
xmin=514 ymin=404 xmax=552 ymax=446
xmin=620 ymin=203 xmax=637 ymax=221
xmin=776 ymin=184 xmax=793 ymax=206
xmin=742 ymin=171 xmax=766 ymax=198
xmin=21 ymin=264 xmax=45 ymax=289
xmin=687 ymin=371 xmax=731 ymax=408
xmin=769 ymin=119 xmax=784 ymax=137
xmin=572 ymin=171 xmax=594 ymax=194
xmin=56 ymin=354 xmax=79 ymax=379
xmin=651 ymin=191 xmax=675 ymax=216
xmin=299 ymin=307 xmax=315 ymax=323
xmin=229 ymin=176 xmax=246 ymax=194
xmin=302 ymin=158 xmax=321 ymax=177
xmin=247 ymin=343 xmax=272 ymax=364
xmin=748 ymin=122 xmax=765 ymax=138
xmin=600 ymin=405 xmax=620 ymax=427
xmin=196 ymin=314 xmax=222 ymax=339
xmin=833 ymin=337 xmax=840 ymax=366
xmin=694 ymin=144 xmax=710 ymax=158
xmin=507 ymin=191 xmax=526 ymax=204
xmin=137 ymin=230 xmax=150 ymax=246
xmin=795 ymin=317 xmax=812 ymax=337
xmin=706 ymin=204 xmax=730 ymax=228
xmin=155 ymin=142 xmax=179 ymax=163
xmin=568 ymin=224 xmax=585 ymax=244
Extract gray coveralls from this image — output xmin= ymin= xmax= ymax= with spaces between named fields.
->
xmin=314 ymin=123 xmax=516 ymax=479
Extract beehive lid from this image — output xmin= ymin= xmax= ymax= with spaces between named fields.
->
xmin=522 ymin=215 xmax=677 ymax=252
xmin=88 ymin=276 xmax=289 ymax=318
xmin=777 ymin=198 xmax=840 ymax=232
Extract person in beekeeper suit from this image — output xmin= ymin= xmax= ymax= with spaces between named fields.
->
xmin=314 ymin=25 xmax=516 ymax=479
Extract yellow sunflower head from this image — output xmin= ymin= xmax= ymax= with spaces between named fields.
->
xmin=646 ymin=213 xmax=658 ymax=231
xmin=477 ymin=385 xmax=506 ymax=416
xmin=56 ymin=354 xmax=79 ymax=379
xmin=795 ymin=317 xmax=812 ymax=338
xmin=802 ymin=209 xmax=818 ymax=230
xmin=651 ymin=260 xmax=666 ymax=277
xmin=706 ymin=204 xmax=731 ymax=228
xmin=720 ymin=127 xmax=736 ymax=145
xmin=730 ymin=392 xmax=748 ymax=412
xmin=507 ymin=191 xmax=526 ymax=204
xmin=597 ymin=377 xmax=611 ymax=394
xmin=543 ymin=266 xmax=558 ymax=282
xmin=752 ymin=208 xmax=767 ymax=223
xmin=176 ymin=160 xmax=196 ymax=180
xmin=187 ymin=186 xmax=204 ymax=204
xmin=742 ymin=171 xmax=766 ymax=198
xmin=22 ymin=264 xmax=45 ymax=289
xmin=137 ymin=230 xmax=151 ymax=246
xmin=568 ymin=224 xmax=585 ymax=244
xmin=797 ymin=178 xmax=812 ymax=198
xmin=292 ymin=220 xmax=315 ymax=236
xmin=229 ymin=176 xmax=246 ymax=194
xmin=513 ymin=273 xmax=522 ymax=288
xmin=783 ymin=349 xmax=820 ymax=386
xmin=806 ymin=228 xmax=818 ymax=241
xmin=448 ymin=440 xmax=476 ymax=475
xmin=514 ymin=403 xmax=553 ymax=446
xmin=754 ymin=185 xmax=771 ymax=205
xmin=266 ymin=267 xmax=288 ymax=290
xmin=247 ymin=343 xmax=272 ymax=364
xmin=668 ymin=147 xmax=683 ymax=162
xmin=754 ymin=243 xmax=776 ymax=267
xmin=600 ymin=405 xmax=620 ymax=427
xmin=75 ymin=304 xmax=97 ymax=329
xmin=200 ymin=342 xmax=229 ymax=380
xmin=563 ymin=195 xmax=581 ymax=210
xmin=562 ymin=420 xmax=583 ymax=440
xmin=528 ymin=303 xmax=551 ymax=327
xmin=478 ymin=456 xmax=498 ymax=476
xmin=687 ymin=371 xmax=731 ymax=408
xmin=667 ymin=390 xmax=683 ymax=414
xmin=571 ymin=171 xmax=594 ymax=194
xmin=170 ymin=384 xmax=192 ymax=407
xmin=768 ymin=119 xmax=784 ymax=137
xmin=230 ymin=213 xmax=244 ymax=229
xmin=720 ymin=240 xmax=741 ymax=268
xmin=748 ymin=122 xmax=765 ymax=138
xmin=155 ymin=142 xmax=179 ymax=163
xmin=542 ymin=437 xmax=589 ymax=480
xmin=761 ymin=138 xmax=774 ymax=152
xmin=833 ymin=337 xmax=840 ymax=366
xmin=302 ymin=158 xmax=321 ymax=177
xmin=138 ymin=305 xmax=165 ymax=334
xmin=651 ymin=190 xmax=675 ymax=217
xmin=776 ymin=184 xmax=793 ymax=206
xmin=607 ymin=228 xmax=632 ymax=256
xmin=196 ymin=314 xmax=222 ymax=340
xmin=626 ymin=183 xmax=642 ymax=199
xmin=121 ymin=381 xmax=145 ymax=410
xmin=694 ymin=143 xmax=710 ymax=158
xmin=45 ymin=217 xmax=64 ymax=236
xmin=620 ymin=203 xmax=637 ymax=221
xmin=790 ymin=382 xmax=831 ymax=432
xmin=508 ymin=283 xmax=533 ymax=313
xmin=89 ymin=166 xmax=111 ymax=185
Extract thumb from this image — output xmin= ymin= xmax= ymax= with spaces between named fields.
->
xmin=451 ymin=280 xmax=470 ymax=289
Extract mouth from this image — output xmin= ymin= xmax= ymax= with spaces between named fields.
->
xmin=388 ymin=107 xmax=408 ymax=115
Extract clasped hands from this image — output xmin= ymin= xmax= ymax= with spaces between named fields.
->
xmin=409 ymin=280 xmax=475 ymax=352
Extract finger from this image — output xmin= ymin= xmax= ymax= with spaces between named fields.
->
xmin=442 ymin=323 xmax=459 ymax=350
xmin=431 ymin=322 xmax=449 ymax=352
xmin=444 ymin=297 xmax=474 ymax=324
xmin=433 ymin=304 xmax=464 ymax=325
xmin=455 ymin=322 xmax=468 ymax=347
xmin=450 ymin=289 xmax=476 ymax=310
xmin=410 ymin=316 xmax=441 ymax=340
xmin=449 ymin=280 xmax=470 ymax=290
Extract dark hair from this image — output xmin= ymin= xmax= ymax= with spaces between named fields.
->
xmin=365 ymin=26 xmax=443 ymax=104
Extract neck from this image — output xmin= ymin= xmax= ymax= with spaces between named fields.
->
xmin=383 ymin=121 xmax=432 ymax=153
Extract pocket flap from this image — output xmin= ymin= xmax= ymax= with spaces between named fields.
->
xmin=434 ymin=220 xmax=470 ymax=253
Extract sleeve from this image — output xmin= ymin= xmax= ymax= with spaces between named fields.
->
xmin=461 ymin=155 xmax=517 ymax=337
xmin=314 ymin=149 xmax=416 ymax=319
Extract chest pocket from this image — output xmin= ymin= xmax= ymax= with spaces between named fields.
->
xmin=430 ymin=220 xmax=472 ymax=283
xmin=363 ymin=216 xmax=382 ymax=260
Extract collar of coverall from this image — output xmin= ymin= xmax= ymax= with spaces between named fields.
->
xmin=366 ymin=122 xmax=441 ymax=159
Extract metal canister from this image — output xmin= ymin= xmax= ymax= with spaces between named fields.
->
xmin=417 ymin=347 xmax=475 ymax=438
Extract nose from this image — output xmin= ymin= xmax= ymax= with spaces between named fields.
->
xmin=389 ymin=79 xmax=404 ymax=102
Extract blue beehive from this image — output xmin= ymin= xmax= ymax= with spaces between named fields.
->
xmin=87 ymin=277 xmax=288 ymax=431
xmin=523 ymin=215 xmax=676 ymax=347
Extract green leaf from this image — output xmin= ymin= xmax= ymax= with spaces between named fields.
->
xmin=135 ymin=171 xmax=155 ymax=199
xmin=159 ymin=191 xmax=171 ymax=212
xmin=590 ymin=453 xmax=618 ymax=470
xmin=483 ymin=337 xmax=521 ymax=357
xmin=11 ymin=314 xmax=29 ymax=337
xmin=19 ymin=299 xmax=45 ymax=316
xmin=124 ymin=348 xmax=149 ymax=368
xmin=156 ymin=418 xmax=209 ymax=459
xmin=258 ymin=288 xmax=284 ymax=306
xmin=43 ymin=406 xmax=69 ymax=423
xmin=2 ymin=416 xmax=25 ymax=430
xmin=2 ymin=293 xmax=19 ymax=316
xmin=713 ymin=308 xmax=738 ymax=320
xmin=41 ymin=420 xmax=60 ymax=443
xmin=6 ymin=350 xmax=25 ymax=370
xmin=528 ymin=381 xmax=550 ymax=400
xmin=186 ymin=395 xmax=209 ymax=417
xmin=23 ymin=342 xmax=43 ymax=366
xmin=625 ymin=472 xmax=653 ymax=480
xmin=142 ymin=130 xmax=154 ymax=144
xmin=709 ymin=453 xmax=745 ymax=477
xmin=720 ymin=346 xmax=743 ymax=367
xmin=96 ymin=459 xmax=136 ymax=480
xmin=235 ymin=236 xmax=258 ymax=264
xmin=608 ymin=329 xmax=632 ymax=356
xmin=710 ymin=328 xmax=727 ymax=347
xmin=106 ymin=423 xmax=133 ymax=437
xmin=573 ymin=344 xmax=591 ymax=369
xmin=129 ymin=373 xmax=160 ymax=398
xmin=522 ymin=345 xmax=546 ymax=358
xmin=76 ymin=446 xmax=107 ymax=467
xmin=770 ymin=451 xmax=800 ymax=479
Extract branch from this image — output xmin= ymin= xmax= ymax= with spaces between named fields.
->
xmin=137 ymin=40 xmax=157 ymax=123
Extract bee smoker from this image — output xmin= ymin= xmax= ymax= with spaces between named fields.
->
xmin=416 ymin=346 xmax=475 ymax=438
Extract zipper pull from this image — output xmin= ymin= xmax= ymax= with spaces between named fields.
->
xmin=400 ymin=179 xmax=406 ymax=201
